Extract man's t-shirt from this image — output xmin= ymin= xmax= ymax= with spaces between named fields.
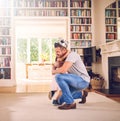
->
xmin=65 ymin=51 xmax=90 ymax=82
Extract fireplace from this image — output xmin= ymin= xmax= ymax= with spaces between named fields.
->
xmin=96 ymin=40 xmax=120 ymax=96
xmin=108 ymin=56 xmax=120 ymax=94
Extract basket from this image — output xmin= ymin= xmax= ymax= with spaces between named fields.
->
xmin=90 ymin=78 xmax=104 ymax=89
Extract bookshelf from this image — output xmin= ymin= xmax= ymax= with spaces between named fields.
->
xmin=14 ymin=0 xmax=68 ymax=17
xmin=0 ymin=0 xmax=93 ymax=84
xmin=70 ymin=0 xmax=92 ymax=51
xmin=13 ymin=0 xmax=92 ymax=47
xmin=70 ymin=0 xmax=92 ymax=69
xmin=105 ymin=0 xmax=120 ymax=43
xmin=0 ymin=0 xmax=12 ymax=80
xmin=119 ymin=0 xmax=120 ymax=17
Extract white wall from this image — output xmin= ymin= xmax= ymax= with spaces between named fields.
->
xmin=93 ymin=0 xmax=116 ymax=45
xmin=92 ymin=0 xmax=117 ymax=88
xmin=92 ymin=0 xmax=115 ymax=74
xmin=15 ymin=18 xmax=68 ymax=39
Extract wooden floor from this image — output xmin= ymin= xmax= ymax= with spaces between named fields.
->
xmin=0 ymin=81 xmax=51 ymax=93
xmin=110 ymin=97 xmax=120 ymax=103
xmin=92 ymin=89 xmax=120 ymax=103
xmin=0 ymin=83 xmax=120 ymax=103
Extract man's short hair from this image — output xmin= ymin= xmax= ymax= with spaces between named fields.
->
xmin=54 ymin=39 xmax=68 ymax=48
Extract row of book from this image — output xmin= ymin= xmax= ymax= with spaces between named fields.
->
xmin=0 ymin=9 xmax=11 ymax=16
xmin=70 ymin=0 xmax=91 ymax=8
xmin=106 ymin=33 xmax=117 ymax=39
xmin=71 ymin=33 xmax=92 ymax=40
xmin=71 ymin=25 xmax=91 ymax=32
xmin=70 ymin=9 xmax=91 ymax=17
xmin=0 ymin=18 xmax=11 ymax=26
xmin=107 ymin=0 xmax=120 ymax=8
xmin=0 ymin=68 xmax=11 ymax=79
xmin=71 ymin=18 xmax=91 ymax=24
xmin=105 ymin=10 xmax=116 ymax=17
xmin=0 ymin=0 xmax=11 ymax=8
xmin=14 ymin=9 xmax=68 ymax=16
xmin=0 ymin=57 xmax=11 ymax=67
xmin=105 ymin=18 xmax=116 ymax=24
xmin=14 ymin=0 xmax=68 ymax=7
xmin=0 ymin=28 xmax=11 ymax=35
xmin=70 ymin=40 xmax=91 ymax=48
xmin=106 ymin=26 xmax=117 ymax=32
xmin=0 ymin=47 xmax=11 ymax=55
xmin=107 ymin=2 xmax=116 ymax=8
xmin=0 ymin=37 xmax=11 ymax=45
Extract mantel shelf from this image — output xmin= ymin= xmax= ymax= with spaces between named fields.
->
xmin=100 ymin=40 xmax=120 ymax=54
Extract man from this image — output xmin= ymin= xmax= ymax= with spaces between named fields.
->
xmin=52 ymin=39 xmax=90 ymax=110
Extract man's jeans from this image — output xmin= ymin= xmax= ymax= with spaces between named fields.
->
xmin=55 ymin=73 xmax=89 ymax=104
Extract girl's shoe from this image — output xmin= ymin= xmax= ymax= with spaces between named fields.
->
xmin=48 ymin=91 xmax=56 ymax=100
xmin=52 ymin=100 xmax=61 ymax=105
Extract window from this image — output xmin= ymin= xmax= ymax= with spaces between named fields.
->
xmin=17 ymin=37 xmax=58 ymax=64
xmin=15 ymin=18 xmax=68 ymax=80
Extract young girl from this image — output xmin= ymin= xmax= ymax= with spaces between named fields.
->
xmin=48 ymin=50 xmax=69 ymax=105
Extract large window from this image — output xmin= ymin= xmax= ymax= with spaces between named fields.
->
xmin=15 ymin=19 xmax=68 ymax=81
xmin=17 ymin=37 xmax=57 ymax=64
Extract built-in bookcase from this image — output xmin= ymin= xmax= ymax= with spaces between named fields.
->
xmin=0 ymin=0 xmax=93 ymax=82
xmin=14 ymin=0 xmax=68 ymax=16
xmin=105 ymin=1 xmax=117 ymax=42
xmin=13 ymin=0 xmax=93 ymax=54
xmin=0 ymin=0 xmax=12 ymax=79
xmin=105 ymin=0 xmax=120 ymax=43
xmin=70 ymin=0 xmax=92 ymax=52
xmin=118 ymin=0 xmax=120 ymax=17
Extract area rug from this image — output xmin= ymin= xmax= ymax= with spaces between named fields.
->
xmin=0 ymin=92 xmax=120 ymax=121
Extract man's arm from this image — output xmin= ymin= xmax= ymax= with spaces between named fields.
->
xmin=52 ymin=61 xmax=73 ymax=74
xmin=57 ymin=50 xmax=69 ymax=62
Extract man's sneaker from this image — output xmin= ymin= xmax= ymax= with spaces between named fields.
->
xmin=58 ymin=103 xmax=76 ymax=110
xmin=79 ymin=90 xmax=88 ymax=104
xmin=48 ymin=91 xmax=56 ymax=100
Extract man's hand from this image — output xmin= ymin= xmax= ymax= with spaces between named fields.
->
xmin=52 ymin=61 xmax=73 ymax=74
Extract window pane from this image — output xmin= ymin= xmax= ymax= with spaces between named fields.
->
xmin=40 ymin=38 xmax=58 ymax=63
xmin=52 ymin=38 xmax=58 ymax=63
xmin=17 ymin=38 xmax=27 ymax=63
xmin=40 ymin=38 xmax=50 ymax=62
xmin=30 ymin=38 xmax=39 ymax=62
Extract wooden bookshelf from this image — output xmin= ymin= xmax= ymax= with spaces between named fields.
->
xmin=70 ymin=0 xmax=92 ymax=50
xmin=118 ymin=0 xmax=120 ymax=17
xmin=105 ymin=0 xmax=120 ymax=43
xmin=0 ymin=0 xmax=12 ymax=80
xmin=14 ymin=0 xmax=68 ymax=17
xmin=13 ymin=0 xmax=93 ymax=48
xmin=69 ymin=0 xmax=92 ymax=70
xmin=0 ymin=0 xmax=93 ymax=83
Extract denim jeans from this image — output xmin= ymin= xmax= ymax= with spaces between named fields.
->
xmin=55 ymin=73 xmax=89 ymax=104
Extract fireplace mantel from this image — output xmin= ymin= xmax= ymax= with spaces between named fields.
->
xmin=98 ymin=40 xmax=120 ymax=89
xmin=100 ymin=40 xmax=120 ymax=54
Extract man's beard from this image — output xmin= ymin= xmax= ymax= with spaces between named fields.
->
xmin=60 ymin=51 xmax=67 ymax=58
